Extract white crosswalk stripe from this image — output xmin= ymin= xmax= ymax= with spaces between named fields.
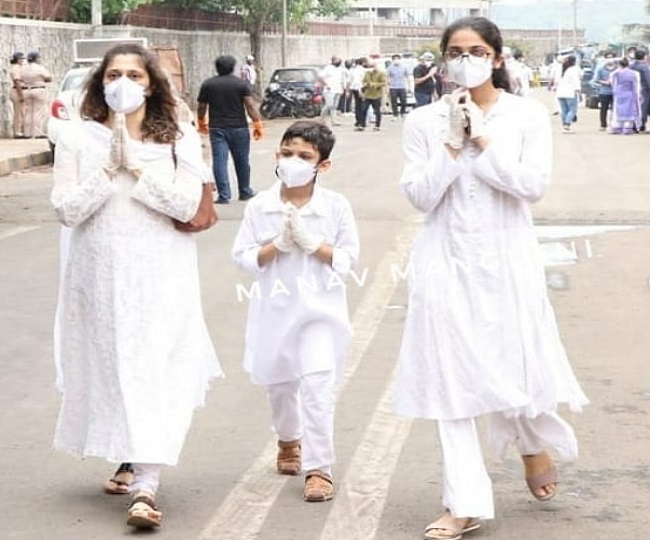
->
xmin=0 ymin=225 xmax=40 ymax=241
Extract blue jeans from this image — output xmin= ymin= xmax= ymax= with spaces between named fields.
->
xmin=414 ymin=91 xmax=432 ymax=107
xmin=389 ymin=88 xmax=407 ymax=116
xmin=558 ymin=97 xmax=578 ymax=127
xmin=208 ymin=127 xmax=254 ymax=201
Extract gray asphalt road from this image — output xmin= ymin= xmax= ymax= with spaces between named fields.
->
xmin=1 ymin=90 xmax=649 ymax=539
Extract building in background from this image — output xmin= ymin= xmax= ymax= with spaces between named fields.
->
xmin=347 ymin=0 xmax=489 ymax=27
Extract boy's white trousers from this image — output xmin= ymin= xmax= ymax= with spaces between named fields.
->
xmin=131 ymin=463 xmax=162 ymax=495
xmin=437 ymin=411 xmax=578 ymax=520
xmin=267 ymin=370 xmax=336 ymax=475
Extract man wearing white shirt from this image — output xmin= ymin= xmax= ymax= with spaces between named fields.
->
xmin=319 ymin=56 xmax=345 ymax=126
xmin=349 ymin=58 xmax=367 ymax=128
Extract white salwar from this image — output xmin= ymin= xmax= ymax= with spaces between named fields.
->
xmin=51 ymin=121 xmax=222 ymax=466
xmin=232 ymin=181 xmax=359 ymax=472
xmin=394 ymin=92 xmax=588 ymax=518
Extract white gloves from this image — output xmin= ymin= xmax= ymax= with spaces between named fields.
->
xmin=105 ymin=117 xmax=123 ymax=176
xmin=122 ymin=134 xmax=143 ymax=174
xmin=460 ymin=98 xmax=487 ymax=140
xmin=443 ymin=89 xmax=469 ymax=149
xmin=288 ymin=205 xmax=322 ymax=254
xmin=105 ymin=113 xmax=143 ymax=176
xmin=271 ymin=203 xmax=323 ymax=255
xmin=272 ymin=204 xmax=294 ymax=253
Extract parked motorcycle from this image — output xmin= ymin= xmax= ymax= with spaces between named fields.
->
xmin=260 ymin=83 xmax=322 ymax=119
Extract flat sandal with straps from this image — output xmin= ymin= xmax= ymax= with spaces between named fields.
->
xmin=127 ymin=491 xmax=162 ymax=529
xmin=103 ymin=463 xmax=134 ymax=495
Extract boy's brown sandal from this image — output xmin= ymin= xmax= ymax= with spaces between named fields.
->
xmin=103 ymin=462 xmax=134 ymax=494
xmin=127 ymin=491 xmax=163 ymax=529
xmin=303 ymin=470 xmax=333 ymax=502
xmin=277 ymin=439 xmax=302 ymax=475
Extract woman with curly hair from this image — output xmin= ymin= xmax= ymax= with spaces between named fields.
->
xmin=51 ymin=43 xmax=222 ymax=529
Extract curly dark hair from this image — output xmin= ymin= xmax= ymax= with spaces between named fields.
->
xmin=280 ymin=121 xmax=336 ymax=161
xmin=80 ymin=43 xmax=180 ymax=144
xmin=440 ymin=16 xmax=511 ymax=93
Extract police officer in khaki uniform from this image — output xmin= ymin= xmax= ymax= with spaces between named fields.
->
xmin=20 ymin=51 xmax=52 ymax=138
xmin=9 ymin=52 xmax=26 ymax=138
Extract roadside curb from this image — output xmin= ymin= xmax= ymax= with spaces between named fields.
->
xmin=0 ymin=150 xmax=52 ymax=177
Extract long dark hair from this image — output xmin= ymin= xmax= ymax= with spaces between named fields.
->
xmin=440 ymin=16 xmax=511 ymax=93
xmin=562 ymin=55 xmax=576 ymax=75
xmin=81 ymin=43 xmax=180 ymax=144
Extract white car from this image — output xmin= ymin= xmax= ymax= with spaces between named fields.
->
xmin=47 ymin=66 xmax=93 ymax=156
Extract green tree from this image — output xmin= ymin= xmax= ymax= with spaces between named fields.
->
xmin=69 ymin=0 xmax=151 ymax=23
xmin=196 ymin=0 xmax=349 ymax=85
xmin=69 ymin=0 xmax=349 ymax=88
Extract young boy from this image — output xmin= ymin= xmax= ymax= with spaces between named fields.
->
xmin=232 ymin=121 xmax=359 ymax=502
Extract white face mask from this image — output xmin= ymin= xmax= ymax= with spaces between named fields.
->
xmin=447 ymin=56 xmax=493 ymax=88
xmin=276 ymin=157 xmax=317 ymax=188
xmin=104 ymin=76 xmax=146 ymax=114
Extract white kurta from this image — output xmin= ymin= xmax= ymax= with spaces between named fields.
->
xmin=394 ymin=92 xmax=588 ymax=421
xmin=51 ymin=121 xmax=222 ymax=466
xmin=232 ymin=182 xmax=359 ymax=386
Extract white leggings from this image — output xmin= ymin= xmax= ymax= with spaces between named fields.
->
xmin=131 ymin=463 xmax=162 ymax=495
xmin=437 ymin=411 xmax=578 ymax=520
xmin=267 ymin=370 xmax=336 ymax=475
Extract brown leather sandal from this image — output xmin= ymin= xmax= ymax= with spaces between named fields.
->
xmin=103 ymin=463 xmax=133 ymax=495
xmin=303 ymin=470 xmax=333 ymax=502
xmin=523 ymin=452 xmax=559 ymax=501
xmin=127 ymin=491 xmax=162 ymax=529
xmin=277 ymin=439 xmax=301 ymax=475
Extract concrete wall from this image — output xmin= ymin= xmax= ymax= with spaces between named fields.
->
xmin=0 ymin=17 xmax=385 ymax=138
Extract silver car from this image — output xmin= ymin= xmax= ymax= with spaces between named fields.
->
xmin=46 ymin=66 xmax=93 ymax=155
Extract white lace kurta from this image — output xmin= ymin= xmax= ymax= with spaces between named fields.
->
xmin=232 ymin=182 xmax=359 ymax=386
xmin=394 ymin=92 xmax=588 ymax=421
xmin=51 ymin=121 xmax=222 ymax=465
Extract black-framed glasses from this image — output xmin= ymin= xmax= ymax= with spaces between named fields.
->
xmin=444 ymin=47 xmax=492 ymax=61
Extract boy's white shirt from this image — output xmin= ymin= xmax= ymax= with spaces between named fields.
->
xmin=232 ymin=180 xmax=360 ymax=386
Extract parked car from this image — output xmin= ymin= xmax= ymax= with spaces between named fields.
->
xmin=580 ymin=59 xmax=594 ymax=97
xmin=265 ymin=66 xmax=322 ymax=95
xmin=584 ymin=81 xmax=600 ymax=109
xmin=47 ymin=66 xmax=93 ymax=156
xmin=261 ymin=67 xmax=323 ymax=119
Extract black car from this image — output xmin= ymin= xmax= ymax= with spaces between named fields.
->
xmin=580 ymin=59 xmax=594 ymax=95
xmin=261 ymin=67 xmax=323 ymax=119
xmin=267 ymin=67 xmax=321 ymax=89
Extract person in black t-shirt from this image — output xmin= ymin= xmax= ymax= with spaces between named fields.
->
xmin=197 ymin=55 xmax=264 ymax=204
xmin=413 ymin=52 xmax=438 ymax=107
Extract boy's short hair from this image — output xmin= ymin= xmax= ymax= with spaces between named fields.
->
xmin=280 ymin=121 xmax=336 ymax=161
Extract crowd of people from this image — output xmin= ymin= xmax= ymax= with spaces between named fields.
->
xmin=315 ymin=53 xmax=441 ymax=132
xmin=312 ymin=46 xmax=543 ymax=134
xmin=47 ymin=16 xmax=589 ymax=540
xmin=548 ymin=45 xmax=650 ymax=134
